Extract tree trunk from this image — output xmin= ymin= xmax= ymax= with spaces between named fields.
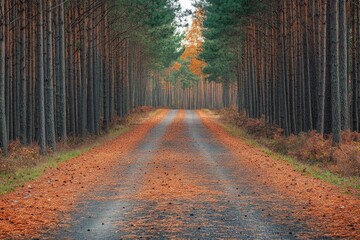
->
xmin=56 ymin=0 xmax=66 ymax=141
xmin=36 ymin=0 xmax=46 ymax=154
xmin=19 ymin=0 xmax=27 ymax=145
xmin=45 ymin=0 xmax=56 ymax=150
xmin=339 ymin=0 xmax=348 ymax=130
xmin=317 ymin=0 xmax=327 ymax=134
xmin=67 ymin=8 xmax=75 ymax=136
xmin=329 ymin=0 xmax=341 ymax=144
xmin=0 ymin=0 xmax=8 ymax=155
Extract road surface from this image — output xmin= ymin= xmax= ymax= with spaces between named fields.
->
xmin=47 ymin=110 xmax=325 ymax=239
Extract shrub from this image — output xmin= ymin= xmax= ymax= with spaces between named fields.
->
xmin=294 ymin=131 xmax=333 ymax=163
xmin=332 ymin=144 xmax=360 ymax=177
xmin=220 ymin=108 xmax=281 ymax=139
xmin=219 ymin=107 xmax=360 ymax=177
xmin=0 ymin=140 xmax=40 ymax=173
xmin=341 ymin=131 xmax=360 ymax=143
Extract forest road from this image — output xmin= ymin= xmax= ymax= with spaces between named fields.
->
xmin=47 ymin=110 xmax=337 ymax=239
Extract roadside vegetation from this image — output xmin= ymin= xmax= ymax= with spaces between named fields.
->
xmin=0 ymin=107 xmax=157 ymax=195
xmin=212 ymin=108 xmax=360 ymax=194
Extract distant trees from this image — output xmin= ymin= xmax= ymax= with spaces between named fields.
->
xmin=0 ymin=0 xmax=181 ymax=155
xmin=200 ymin=0 xmax=360 ymax=144
xmin=2 ymin=0 xmax=358 ymax=153
xmin=200 ymin=1 xmax=241 ymax=109
xmin=163 ymin=9 xmax=237 ymax=109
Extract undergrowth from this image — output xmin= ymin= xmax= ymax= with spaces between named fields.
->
xmin=0 ymin=107 xmax=157 ymax=195
xmin=215 ymin=107 xmax=360 ymax=193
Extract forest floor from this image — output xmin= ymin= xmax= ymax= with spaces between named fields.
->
xmin=212 ymin=108 xmax=360 ymax=192
xmin=0 ymin=109 xmax=359 ymax=239
xmin=0 ymin=107 xmax=158 ymax=194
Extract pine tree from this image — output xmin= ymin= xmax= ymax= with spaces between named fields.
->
xmin=0 ymin=0 xmax=8 ymax=155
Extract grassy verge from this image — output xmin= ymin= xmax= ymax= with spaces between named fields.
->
xmin=0 ymin=147 xmax=92 ymax=194
xmin=217 ymin=115 xmax=360 ymax=196
xmin=0 ymin=109 xmax=159 ymax=195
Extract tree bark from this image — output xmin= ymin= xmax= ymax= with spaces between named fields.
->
xmin=19 ymin=0 xmax=27 ymax=145
xmin=339 ymin=0 xmax=348 ymax=130
xmin=329 ymin=0 xmax=341 ymax=144
xmin=36 ymin=0 xmax=46 ymax=154
xmin=45 ymin=0 xmax=56 ymax=150
xmin=0 ymin=0 xmax=8 ymax=155
xmin=317 ymin=1 xmax=327 ymax=134
xmin=56 ymin=0 xmax=66 ymax=141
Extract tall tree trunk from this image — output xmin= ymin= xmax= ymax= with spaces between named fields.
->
xmin=56 ymin=0 xmax=66 ymax=141
xmin=87 ymin=10 xmax=94 ymax=134
xmin=102 ymin=6 xmax=109 ymax=132
xmin=67 ymin=7 xmax=75 ymax=136
xmin=317 ymin=1 xmax=327 ymax=134
xmin=45 ymin=0 xmax=56 ymax=150
xmin=280 ymin=1 xmax=290 ymax=136
xmin=351 ymin=3 xmax=358 ymax=131
xmin=80 ymin=8 xmax=87 ymax=137
xmin=36 ymin=0 xmax=46 ymax=154
xmin=303 ymin=0 xmax=313 ymax=131
xmin=0 ymin=0 xmax=8 ymax=155
xmin=339 ymin=0 xmax=348 ymax=130
xmin=329 ymin=0 xmax=341 ymax=144
xmin=19 ymin=0 xmax=27 ymax=145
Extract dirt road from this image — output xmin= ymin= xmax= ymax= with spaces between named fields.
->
xmin=1 ymin=110 xmax=359 ymax=239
